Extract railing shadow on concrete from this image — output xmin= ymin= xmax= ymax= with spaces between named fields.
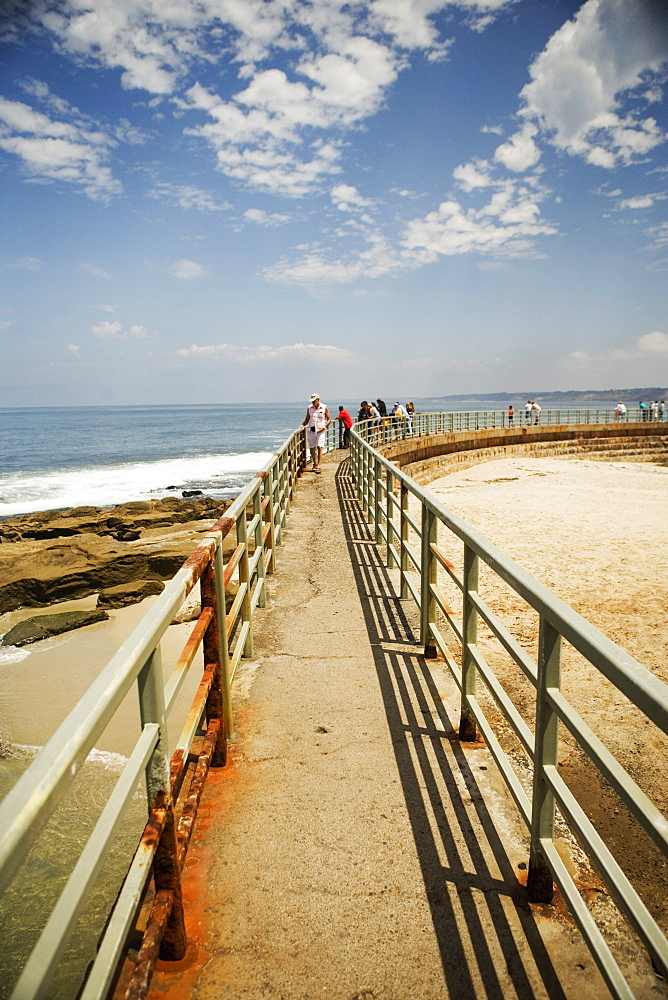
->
xmin=335 ymin=458 xmax=569 ymax=1000
xmin=346 ymin=422 xmax=668 ymax=1000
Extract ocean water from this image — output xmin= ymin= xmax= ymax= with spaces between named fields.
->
xmin=0 ymin=403 xmax=305 ymax=518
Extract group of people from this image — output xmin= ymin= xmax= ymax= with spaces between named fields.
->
xmin=301 ymin=394 xmax=415 ymax=472
xmin=636 ymin=400 xmax=665 ymax=421
xmin=355 ymin=398 xmax=415 ymax=440
xmin=506 ymin=401 xmax=541 ymax=426
xmin=303 ymin=391 xmax=668 ymax=474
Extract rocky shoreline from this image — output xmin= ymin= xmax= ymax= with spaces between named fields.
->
xmin=0 ymin=496 xmax=233 ymax=644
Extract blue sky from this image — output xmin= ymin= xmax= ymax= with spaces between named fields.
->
xmin=0 ymin=0 xmax=666 ymax=406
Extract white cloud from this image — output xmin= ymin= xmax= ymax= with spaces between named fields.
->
xmin=453 ymin=158 xmax=494 ymax=191
xmin=494 ymin=123 xmax=541 ymax=172
xmin=25 ymin=0 xmax=513 ymax=198
xmin=91 ymin=320 xmax=123 ymax=338
xmin=0 ymin=96 xmax=121 ymax=200
xmin=244 ymin=208 xmax=291 ymax=226
xmin=10 ymin=255 xmax=42 ymax=270
xmin=81 ymin=262 xmax=113 ymax=279
xmin=0 ymin=318 xmax=16 ymax=330
xmin=172 ymin=259 xmax=207 ymax=279
xmin=264 ymin=168 xmax=556 ymax=286
xmin=637 ymin=330 xmax=668 ymax=353
xmin=67 ymin=344 xmax=80 ymax=357
xmin=330 ymin=183 xmax=375 ymax=211
xmin=176 ymin=341 xmax=356 ymax=365
xmin=149 ymin=182 xmax=231 ymax=212
xmin=518 ymin=0 xmax=668 ymax=169
xmin=403 ymin=179 xmax=556 ymax=260
xmin=90 ymin=320 xmax=148 ymax=339
xmin=617 ymin=193 xmax=665 ymax=210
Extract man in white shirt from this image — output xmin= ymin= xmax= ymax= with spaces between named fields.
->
xmin=302 ymin=393 xmax=331 ymax=474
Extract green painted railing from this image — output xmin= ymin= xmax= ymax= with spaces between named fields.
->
xmin=0 ymin=427 xmax=308 ymax=1000
xmin=1 ymin=410 xmax=666 ymax=999
xmin=349 ymin=422 xmax=668 ymax=1000
xmin=350 ymin=407 xmax=666 ymax=444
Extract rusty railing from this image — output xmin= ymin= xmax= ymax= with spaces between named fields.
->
xmin=0 ymin=426 xmax=307 ymax=1000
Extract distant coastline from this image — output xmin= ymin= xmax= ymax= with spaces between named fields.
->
xmin=414 ymin=387 xmax=668 ymax=410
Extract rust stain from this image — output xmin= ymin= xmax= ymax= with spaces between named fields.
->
xmin=146 ymin=718 xmax=248 ymax=1000
xmin=141 ymin=808 xmax=167 ymax=853
xmin=177 ymin=719 xmax=220 ymax=870
xmin=211 ymin=515 xmax=235 ymax=537
xmin=125 ymin=890 xmax=173 ymax=1000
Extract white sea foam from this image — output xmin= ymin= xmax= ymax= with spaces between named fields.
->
xmin=0 ymin=646 xmax=31 ymax=665
xmin=0 ymin=451 xmax=273 ymax=517
xmin=3 ymin=742 xmax=128 ymax=772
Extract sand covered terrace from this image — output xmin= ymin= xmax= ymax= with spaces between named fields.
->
xmin=420 ymin=454 xmax=668 ymax=938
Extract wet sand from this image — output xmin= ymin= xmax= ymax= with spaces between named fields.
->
xmin=0 ymin=593 xmax=202 ymax=757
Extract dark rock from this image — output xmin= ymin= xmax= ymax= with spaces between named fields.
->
xmin=0 ymin=528 xmax=22 ymax=542
xmin=0 ymin=497 xmax=234 ymax=615
xmin=2 ymin=609 xmax=110 ymax=647
xmin=97 ymin=579 xmax=164 ymax=609
xmin=182 ymin=490 xmax=203 ymax=497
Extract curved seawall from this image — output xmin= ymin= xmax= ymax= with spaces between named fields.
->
xmin=378 ymin=422 xmax=668 ymax=484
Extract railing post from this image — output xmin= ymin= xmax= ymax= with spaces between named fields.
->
xmin=420 ymin=505 xmax=437 ymax=658
xmin=253 ymin=486 xmax=267 ymax=608
xmin=400 ymin=482 xmax=409 ymax=599
xmin=264 ymin=468 xmax=277 ymax=572
xmin=386 ymin=467 xmax=396 ymax=568
xmin=527 ymin=616 xmax=560 ymax=904
xmin=201 ymin=545 xmax=231 ymax=765
xmin=362 ymin=444 xmax=370 ymax=519
xmin=374 ymin=455 xmax=382 ymax=543
xmin=137 ymin=648 xmax=187 ymax=960
xmin=237 ymin=509 xmax=254 ymax=657
xmin=459 ymin=544 xmax=478 ymax=742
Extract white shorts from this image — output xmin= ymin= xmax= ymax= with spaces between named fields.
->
xmin=307 ymin=428 xmax=325 ymax=448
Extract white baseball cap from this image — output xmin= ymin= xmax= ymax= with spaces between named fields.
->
xmin=310 ymin=393 xmax=320 ymax=401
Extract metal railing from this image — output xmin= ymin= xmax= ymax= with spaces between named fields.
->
xmin=349 ymin=424 xmax=668 ymax=1000
xmin=352 ymin=407 xmax=666 ymax=443
xmin=0 ymin=427 xmax=308 ymax=1000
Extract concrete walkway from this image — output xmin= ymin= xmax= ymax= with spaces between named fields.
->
xmin=146 ymin=454 xmax=630 ymax=1000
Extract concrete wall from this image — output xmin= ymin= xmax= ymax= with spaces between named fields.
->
xmin=378 ymin=423 xmax=668 ymax=486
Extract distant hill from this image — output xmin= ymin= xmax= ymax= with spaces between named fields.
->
xmin=414 ymin=388 xmax=667 ymax=410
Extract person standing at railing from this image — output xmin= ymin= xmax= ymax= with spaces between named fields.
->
xmin=525 ymin=400 xmax=533 ymax=424
xmin=508 ymin=404 xmax=515 ymax=426
xmin=356 ymin=401 xmax=371 ymax=431
xmin=391 ymin=401 xmax=406 ymax=439
xmin=660 ymin=401 xmax=666 ymax=421
xmin=532 ymin=401 xmax=541 ymax=425
xmin=302 ymin=393 xmax=331 ymax=474
xmin=639 ymin=400 xmax=648 ymax=421
xmin=363 ymin=399 xmax=378 ymax=443
xmin=615 ymin=401 xmax=626 ymax=422
xmin=405 ymin=401 xmax=414 ymax=436
xmin=337 ymin=405 xmax=353 ymax=448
